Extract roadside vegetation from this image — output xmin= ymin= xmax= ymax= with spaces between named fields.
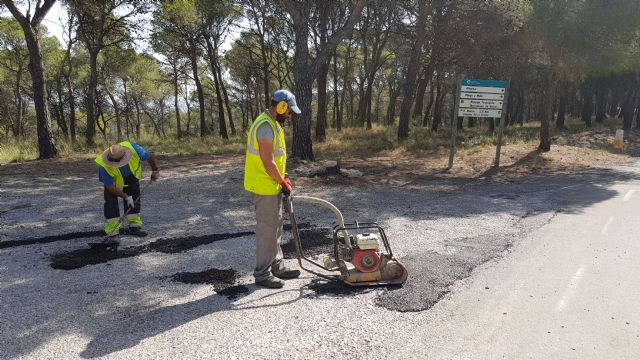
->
xmin=2 ymin=116 xmax=633 ymax=167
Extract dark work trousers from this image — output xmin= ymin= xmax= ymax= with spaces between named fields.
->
xmin=104 ymin=176 xmax=141 ymax=219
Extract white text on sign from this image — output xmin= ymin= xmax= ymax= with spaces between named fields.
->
xmin=459 ymin=99 xmax=503 ymax=109
xmin=460 ymin=92 xmax=504 ymax=101
xmin=461 ymin=85 xmax=505 ymax=94
xmin=458 ymin=108 xmax=503 ymax=118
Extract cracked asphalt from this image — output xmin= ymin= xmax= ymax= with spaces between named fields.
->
xmin=1 ymin=156 xmax=639 ymax=359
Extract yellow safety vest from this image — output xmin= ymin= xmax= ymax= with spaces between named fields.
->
xmin=244 ymin=112 xmax=286 ymax=195
xmin=95 ymin=141 xmax=142 ymax=189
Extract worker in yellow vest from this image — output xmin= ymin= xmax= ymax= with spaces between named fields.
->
xmin=244 ymin=89 xmax=301 ymax=288
xmin=95 ymin=141 xmax=159 ymax=245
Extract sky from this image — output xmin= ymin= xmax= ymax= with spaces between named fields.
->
xmin=37 ymin=2 xmax=237 ymax=54
xmin=41 ymin=1 xmax=65 ymax=44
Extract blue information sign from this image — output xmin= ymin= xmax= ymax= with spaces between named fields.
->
xmin=461 ymin=79 xmax=508 ymax=88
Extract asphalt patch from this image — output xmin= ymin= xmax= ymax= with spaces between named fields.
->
xmin=148 ymin=232 xmax=253 ymax=253
xmin=375 ymin=234 xmax=514 ymax=312
xmin=489 ymin=193 xmax=521 ymax=200
xmin=0 ymin=202 xmax=31 ymax=216
xmin=166 ymin=267 xmax=249 ymax=300
xmin=306 ymin=279 xmax=379 ymax=297
xmin=0 ymin=230 xmax=104 ymax=249
xmin=281 ymin=226 xmax=335 ymax=259
xmin=50 ymin=231 xmax=253 ymax=270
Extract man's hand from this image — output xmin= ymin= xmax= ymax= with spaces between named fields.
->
xmin=125 ymin=196 xmax=135 ymax=209
xmin=151 ymin=170 xmax=160 ymax=181
xmin=280 ymin=177 xmax=292 ymax=196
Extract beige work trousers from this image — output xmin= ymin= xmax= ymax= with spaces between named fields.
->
xmin=251 ymin=192 xmax=285 ymax=281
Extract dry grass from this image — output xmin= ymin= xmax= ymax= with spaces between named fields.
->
xmin=1 ymin=117 xmax=637 ymax=183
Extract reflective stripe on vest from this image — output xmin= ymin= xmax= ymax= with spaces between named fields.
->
xmin=244 ymin=113 xmax=287 ymax=195
xmin=95 ymin=141 xmax=142 ymax=189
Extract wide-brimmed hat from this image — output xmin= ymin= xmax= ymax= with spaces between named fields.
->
xmin=101 ymin=144 xmax=133 ymax=168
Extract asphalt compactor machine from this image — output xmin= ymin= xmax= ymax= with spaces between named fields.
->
xmin=285 ymin=195 xmax=408 ymax=286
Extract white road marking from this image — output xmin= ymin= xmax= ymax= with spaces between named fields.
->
xmin=556 ymin=265 xmax=586 ymax=312
xmin=622 ymin=189 xmax=636 ymax=202
xmin=600 ymin=216 xmax=614 ymax=234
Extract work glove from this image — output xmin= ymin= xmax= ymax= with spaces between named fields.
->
xmin=151 ymin=170 xmax=160 ymax=181
xmin=125 ymin=196 xmax=135 ymax=209
xmin=280 ymin=177 xmax=292 ymax=196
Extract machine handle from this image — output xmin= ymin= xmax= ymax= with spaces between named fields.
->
xmin=290 ymin=195 xmax=351 ymax=250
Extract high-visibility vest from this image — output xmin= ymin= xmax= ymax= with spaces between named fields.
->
xmin=244 ymin=112 xmax=286 ymax=195
xmin=95 ymin=141 xmax=142 ymax=189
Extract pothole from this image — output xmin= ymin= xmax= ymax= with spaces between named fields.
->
xmin=50 ymin=232 xmax=253 ymax=270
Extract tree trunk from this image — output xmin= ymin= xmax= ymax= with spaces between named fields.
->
xmin=97 ymin=106 xmax=107 ymax=140
xmin=172 ymin=63 xmax=182 ymax=138
xmin=122 ymin=79 xmax=131 ymax=139
xmin=398 ymin=1 xmax=429 ymax=140
xmin=356 ymin=73 xmax=366 ymax=125
xmin=183 ymin=81 xmax=192 ymax=135
xmin=634 ymin=95 xmax=640 ymax=129
xmin=538 ymin=69 xmax=557 ymax=152
xmin=65 ymin=17 xmax=77 ymax=142
xmin=315 ymin=61 xmax=329 ymax=141
xmin=190 ymin=44 xmax=209 ymax=137
xmin=580 ymin=81 xmax=594 ymax=127
xmin=422 ymin=78 xmax=436 ymax=127
xmin=516 ymin=90 xmax=525 ymax=126
xmin=133 ymin=97 xmax=142 ymax=138
xmin=24 ymin=27 xmax=57 ymax=157
xmin=413 ymin=69 xmax=431 ymax=119
xmin=315 ymin=5 xmax=329 ymax=140
xmin=386 ymin=89 xmax=398 ymax=126
xmin=291 ymin=13 xmax=314 ymax=160
xmin=205 ymin=36 xmax=228 ymax=139
xmin=105 ymin=86 xmax=122 ymax=140
xmin=65 ymin=73 xmax=76 ymax=142
xmin=452 ymin=85 xmax=462 ymax=130
xmin=595 ymin=79 xmax=607 ymax=124
xmin=431 ymin=78 xmax=444 ymax=132
xmin=622 ymin=90 xmax=636 ymax=130
xmin=556 ymin=81 xmax=567 ymax=129
xmin=342 ymin=37 xmax=352 ymax=129
xmin=216 ymin=54 xmax=235 ymax=136
xmin=53 ymin=77 xmax=68 ymax=139
xmin=13 ymin=65 xmax=23 ymax=137
xmin=3 ymin=0 xmax=58 ymax=158
xmin=332 ymin=49 xmax=341 ymax=131
xmin=86 ymin=49 xmax=99 ymax=145
xmin=259 ymin=29 xmax=270 ymax=108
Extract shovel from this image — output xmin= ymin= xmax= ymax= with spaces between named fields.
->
xmin=88 ymin=180 xmax=154 ymax=250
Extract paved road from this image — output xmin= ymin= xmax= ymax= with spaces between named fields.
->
xmin=400 ymin=170 xmax=640 ymax=359
xmin=1 ymin=160 xmax=639 ymax=359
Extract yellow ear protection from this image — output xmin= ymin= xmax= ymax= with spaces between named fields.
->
xmin=276 ymin=100 xmax=288 ymax=115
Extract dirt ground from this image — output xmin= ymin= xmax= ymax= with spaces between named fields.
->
xmin=0 ymin=141 xmax=633 ymax=186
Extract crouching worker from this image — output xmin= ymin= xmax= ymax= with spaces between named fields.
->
xmin=95 ymin=141 xmax=159 ymax=244
xmin=244 ymin=89 xmax=301 ymax=288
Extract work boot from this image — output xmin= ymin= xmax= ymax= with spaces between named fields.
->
xmin=102 ymin=234 xmax=120 ymax=245
xmin=127 ymin=227 xmax=148 ymax=237
xmin=255 ymin=275 xmax=285 ymax=289
xmin=89 ymin=234 xmax=119 ymax=251
xmin=272 ymin=267 xmax=301 ymax=280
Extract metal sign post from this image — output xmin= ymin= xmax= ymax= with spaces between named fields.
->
xmin=448 ymin=79 xmax=462 ymax=170
xmin=494 ymin=84 xmax=510 ymax=167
